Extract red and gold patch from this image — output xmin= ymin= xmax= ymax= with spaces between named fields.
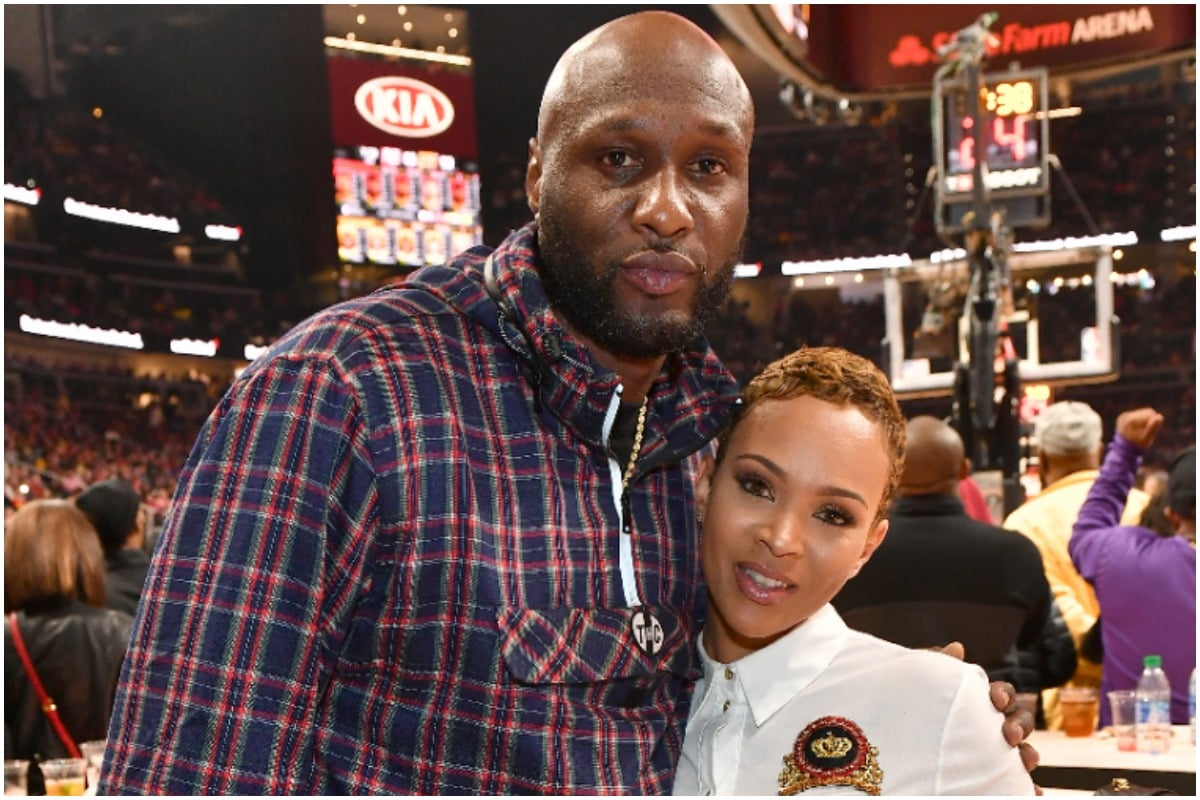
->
xmin=778 ymin=715 xmax=882 ymax=795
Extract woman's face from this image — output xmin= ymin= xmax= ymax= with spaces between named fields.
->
xmin=697 ymin=394 xmax=891 ymax=663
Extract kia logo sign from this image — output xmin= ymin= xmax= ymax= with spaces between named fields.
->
xmin=354 ymin=76 xmax=455 ymax=138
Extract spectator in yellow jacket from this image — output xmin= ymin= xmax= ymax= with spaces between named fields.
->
xmin=1003 ymin=401 xmax=1148 ymax=729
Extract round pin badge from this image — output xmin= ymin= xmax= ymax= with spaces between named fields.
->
xmin=630 ymin=607 xmax=664 ymax=657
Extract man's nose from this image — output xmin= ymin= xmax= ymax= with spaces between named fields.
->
xmin=632 ymin=167 xmax=693 ymax=240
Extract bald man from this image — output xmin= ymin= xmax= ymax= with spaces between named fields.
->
xmin=834 ymin=416 xmax=1077 ymax=716
xmin=100 ymin=11 xmax=752 ymax=795
xmin=100 ymin=14 xmax=1032 ymax=794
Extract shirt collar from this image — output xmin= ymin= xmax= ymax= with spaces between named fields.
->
xmin=698 ymin=604 xmax=849 ymax=727
xmin=892 ymin=493 xmax=966 ymax=517
xmin=1039 ymin=469 xmax=1101 ymax=494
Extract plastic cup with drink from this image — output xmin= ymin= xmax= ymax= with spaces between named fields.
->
xmin=3 ymin=760 xmax=30 ymax=797
xmin=1107 ymin=689 xmax=1138 ymax=751
xmin=78 ymin=741 xmax=106 ymax=791
xmin=39 ymin=759 xmax=86 ymax=796
xmin=1059 ymin=686 xmax=1100 ymax=738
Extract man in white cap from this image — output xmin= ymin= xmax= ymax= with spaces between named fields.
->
xmin=1003 ymin=400 xmax=1149 ymax=729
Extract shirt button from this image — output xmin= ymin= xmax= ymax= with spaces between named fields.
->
xmin=724 ymin=667 xmax=734 ymax=680
xmin=722 ymin=700 xmax=730 ymax=712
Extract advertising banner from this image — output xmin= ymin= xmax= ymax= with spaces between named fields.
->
xmin=803 ymin=4 xmax=1195 ymax=93
xmin=327 ymin=55 xmax=477 ymax=159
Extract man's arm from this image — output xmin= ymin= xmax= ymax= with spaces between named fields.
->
xmin=99 ymin=356 xmax=379 ymax=795
xmin=1006 ymin=514 xmax=1096 ymax=656
xmin=1069 ymin=408 xmax=1162 ymax=578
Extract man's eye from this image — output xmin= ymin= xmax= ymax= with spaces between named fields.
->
xmin=602 ymin=151 xmax=634 ymax=168
xmin=694 ymin=158 xmax=727 ymax=175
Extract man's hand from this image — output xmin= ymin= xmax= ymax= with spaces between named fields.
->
xmin=940 ymin=645 xmax=1042 ymax=790
xmin=990 ymin=681 xmax=1041 ymax=778
xmin=1116 ymin=408 xmax=1163 ymax=449
xmin=933 ymin=641 xmax=966 ymax=661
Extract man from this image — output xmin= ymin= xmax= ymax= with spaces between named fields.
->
xmin=1004 ymin=400 xmax=1149 ymax=729
xmin=99 ymin=12 xmax=1033 ymax=794
xmin=834 ymin=417 xmax=1076 ymax=714
xmin=74 ymin=476 xmax=149 ymax=617
xmin=1070 ymin=409 xmax=1195 ymax=725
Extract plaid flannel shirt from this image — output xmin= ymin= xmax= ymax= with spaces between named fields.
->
xmin=99 ymin=223 xmax=742 ymax=795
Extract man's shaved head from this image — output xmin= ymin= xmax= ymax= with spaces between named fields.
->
xmin=536 ymin=11 xmax=754 ymax=153
xmin=900 ymin=416 xmax=968 ymax=496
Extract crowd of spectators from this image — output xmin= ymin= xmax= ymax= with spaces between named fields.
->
xmin=5 ymin=83 xmax=236 ymax=260
xmin=4 ymin=354 xmax=225 ymax=516
xmin=5 ymin=247 xmax=299 ymax=355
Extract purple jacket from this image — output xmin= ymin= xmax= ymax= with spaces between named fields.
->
xmin=1069 ymin=435 xmax=1196 ymax=725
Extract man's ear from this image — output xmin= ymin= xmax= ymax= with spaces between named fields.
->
xmin=848 ymin=519 xmax=889 ymax=579
xmin=525 ymin=137 xmax=542 ymax=217
xmin=695 ymin=454 xmax=716 ymax=523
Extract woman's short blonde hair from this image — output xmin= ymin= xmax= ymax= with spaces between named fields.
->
xmin=4 ymin=498 xmax=106 ymax=611
xmin=718 ymin=346 xmax=907 ymax=527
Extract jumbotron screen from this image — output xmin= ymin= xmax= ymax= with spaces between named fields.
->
xmin=334 ymin=145 xmax=482 ymax=268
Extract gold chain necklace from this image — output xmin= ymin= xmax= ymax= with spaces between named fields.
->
xmin=621 ymin=399 xmax=648 ymax=490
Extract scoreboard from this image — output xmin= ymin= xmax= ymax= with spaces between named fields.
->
xmin=934 ymin=68 xmax=1050 ymax=233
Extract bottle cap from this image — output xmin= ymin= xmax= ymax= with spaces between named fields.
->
xmin=1145 ymin=654 xmax=1163 ymax=668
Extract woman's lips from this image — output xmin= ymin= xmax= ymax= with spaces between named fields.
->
xmin=735 ymin=561 xmax=794 ymax=604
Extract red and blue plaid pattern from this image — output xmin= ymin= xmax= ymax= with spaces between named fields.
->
xmin=99 ymin=224 xmax=742 ymax=794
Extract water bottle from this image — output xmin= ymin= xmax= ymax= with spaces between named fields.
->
xmin=1189 ymin=667 xmax=1196 ymax=746
xmin=1135 ymin=654 xmax=1172 ymax=754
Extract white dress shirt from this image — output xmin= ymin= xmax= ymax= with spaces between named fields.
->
xmin=673 ymin=604 xmax=1036 ymax=795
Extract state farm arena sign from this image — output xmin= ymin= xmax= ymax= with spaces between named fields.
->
xmin=802 ymin=4 xmax=1195 ymax=95
xmin=327 ymin=56 xmax=477 ymax=159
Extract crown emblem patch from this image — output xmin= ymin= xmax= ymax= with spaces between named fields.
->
xmin=778 ymin=716 xmax=882 ymax=796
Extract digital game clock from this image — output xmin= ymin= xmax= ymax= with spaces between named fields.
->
xmin=934 ymin=67 xmax=1051 ymax=232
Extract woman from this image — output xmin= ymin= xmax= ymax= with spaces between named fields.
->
xmin=673 ymin=347 xmax=1034 ymax=795
xmin=4 ymin=498 xmax=133 ymax=794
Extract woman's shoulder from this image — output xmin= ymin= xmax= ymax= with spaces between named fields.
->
xmin=838 ymin=628 xmax=989 ymax=689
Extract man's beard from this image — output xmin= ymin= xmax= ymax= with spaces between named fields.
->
xmin=536 ymin=212 xmax=740 ymax=359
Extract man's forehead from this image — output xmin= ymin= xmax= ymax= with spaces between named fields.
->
xmin=542 ymin=63 xmax=753 ymax=145
xmin=540 ymin=19 xmax=753 ymax=139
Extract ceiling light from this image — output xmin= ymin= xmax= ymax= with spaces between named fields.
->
xmin=323 ymin=36 xmax=473 ymax=66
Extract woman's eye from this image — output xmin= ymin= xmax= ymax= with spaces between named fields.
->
xmin=736 ymin=473 xmax=773 ymax=501
xmin=814 ymin=505 xmax=854 ymax=527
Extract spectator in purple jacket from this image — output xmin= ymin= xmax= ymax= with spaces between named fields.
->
xmin=1069 ymin=408 xmax=1196 ymax=725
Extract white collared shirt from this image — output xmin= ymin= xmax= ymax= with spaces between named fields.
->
xmin=673 ymin=604 xmax=1036 ymax=796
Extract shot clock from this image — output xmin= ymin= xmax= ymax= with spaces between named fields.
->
xmin=933 ymin=67 xmax=1051 ymax=233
